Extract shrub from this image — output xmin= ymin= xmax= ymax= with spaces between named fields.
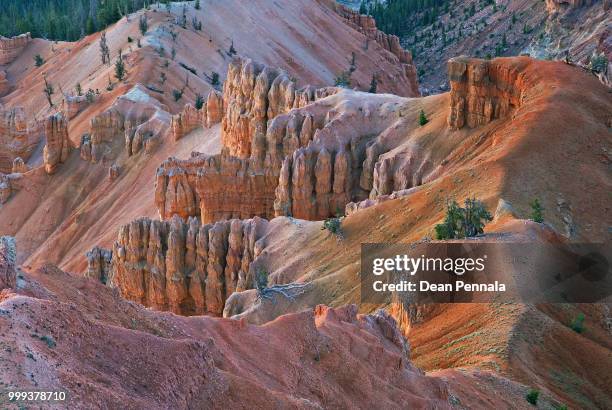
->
xmin=195 ymin=0 xmax=201 ymax=10
xmin=255 ymin=270 xmax=268 ymax=294
xmin=334 ymin=71 xmax=351 ymax=88
xmin=211 ymin=71 xmax=220 ymax=86
xmin=127 ymin=36 xmax=133 ymax=43
xmin=530 ymin=198 xmax=544 ymax=223
xmin=85 ymin=89 xmax=95 ymax=103
xmin=172 ymin=89 xmax=183 ymax=102
xmin=569 ymin=313 xmax=585 ymax=333
xmin=368 ymin=74 xmax=378 ymax=93
xmin=322 ymin=217 xmax=342 ymax=236
xmin=555 ymin=405 xmax=568 ymax=410
xmin=34 ymin=54 xmax=45 ymax=67
xmin=525 ymin=389 xmax=539 ymax=406
xmin=590 ymin=53 xmax=608 ymax=73
xmin=195 ymin=93 xmax=204 ymax=110
xmin=435 ymin=198 xmax=492 ymax=239
xmin=418 ymin=109 xmax=429 ymax=126
xmin=40 ymin=335 xmax=56 ymax=348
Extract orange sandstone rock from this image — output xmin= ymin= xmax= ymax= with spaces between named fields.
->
xmin=43 ymin=113 xmax=70 ymax=174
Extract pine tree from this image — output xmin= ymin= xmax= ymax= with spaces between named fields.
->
xmin=359 ymin=1 xmax=367 ymax=15
xmin=530 ymin=199 xmax=544 ymax=223
xmin=368 ymin=74 xmax=377 ymax=93
xmin=114 ymin=49 xmax=126 ymax=81
xmin=75 ymin=82 xmax=82 ymax=96
xmin=195 ymin=0 xmax=201 ymax=10
xmin=418 ymin=109 xmax=428 ymax=126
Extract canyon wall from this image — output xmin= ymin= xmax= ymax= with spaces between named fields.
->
xmin=331 ymin=3 xmax=419 ymax=96
xmin=0 ymin=105 xmax=40 ymax=173
xmin=0 ymin=33 xmax=31 ymax=65
xmin=89 ymin=216 xmax=269 ymax=316
xmin=447 ymin=57 xmax=526 ymax=129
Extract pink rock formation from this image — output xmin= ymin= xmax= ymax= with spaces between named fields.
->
xmin=0 ymin=33 xmax=31 ymax=65
xmin=106 ymin=215 xmax=268 ymax=315
xmin=0 ymin=105 xmax=40 ymax=173
xmin=171 ymin=103 xmax=202 ymax=142
xmin=64 ymin=94 xmax=92 ymax=120
xmin=156 ymin=58 xmax=338 ymax=223
xmin=80 ymin=85 xmax=171 ymax=163
xmin=171 ymin=91 xmax=224 ymax=142
xmin=221 ymin=58 xmax=322 ymax=158
xmin=43 ymin=113 xmax=70 ymax=174
xmin=448 ymin=57 xmax=525 ymax=129
xmin=0 ymin=70 xmax=8 ymax=96
xmin=85 ymin=246 xmax=112 ymax=284
xmin=11 ymin=157 xmax=27 ymax=173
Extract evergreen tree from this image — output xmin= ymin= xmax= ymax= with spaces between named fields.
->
xmin=359 ymin=1 xmax=367 ymax=15
xmin=530 ymin=199 xmax=544 ymax=223
xmin=34 ymin=54 xmax=45 ymax=67
xmin=114 ymin=49 xmax=126 ymax=81
xmin=418 ymin=109 xmax=428 ymax=126
xmin=368 ymin=74 xmax=378 ymax=93
xmin=195 ymin=0 xmax=201 ymax=10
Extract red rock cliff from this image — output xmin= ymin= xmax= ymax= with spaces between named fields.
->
xmin=447 ymin=57 xmax=527 ymax=129
xmin=94 ymin=216 xmax=269 ymax=316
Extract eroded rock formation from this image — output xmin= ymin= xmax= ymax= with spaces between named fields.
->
xmin=64 ymin=94 xmax=92 ymax=120
xmin=156 ymin=58 xmax=338 ymax=222
xmin=85 ymin=246 xmax=112 ymax=284
xmin=221 ymin=58 xmax=322 ymax=158
xmin=171 ymin=91 xmax=223 ymax=142
xmin=43 ymin=113 xmax=70 ymax=174
xmin=0 ymin=33 xmax=31 ymax=65
xmin=105 ymin=215 xmax=268 ymax=315
xmin=0 ymin=105 xmax=40 ymax=173
xmin=0 ymin=70 xmax=8 ymax=96
xmin=155 ymin=57 xmax=433 ymax=224
xmin=11 ymin=157 xmax=27 ymax=174
xmin=80 ymin=85 xmax=171 ymax=163
xmin=171 ymin=103 xmax=202 ymax=142
xmin=448 ymin=57 xmax=525 ymax=129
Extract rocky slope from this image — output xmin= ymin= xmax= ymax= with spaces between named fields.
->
xmin=0 ymin=240 xmax=561 ymax=409
xmin=355 ymin=0 xmax=611 ymax=93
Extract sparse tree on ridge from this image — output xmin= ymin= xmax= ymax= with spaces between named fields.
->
xmin=114 ymin=49 xmax=126 ymax=81
xmin=100 ymin=32 xmax=111 ymax=65
xmin=43 ymin=75 xmax=55 ymax=107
